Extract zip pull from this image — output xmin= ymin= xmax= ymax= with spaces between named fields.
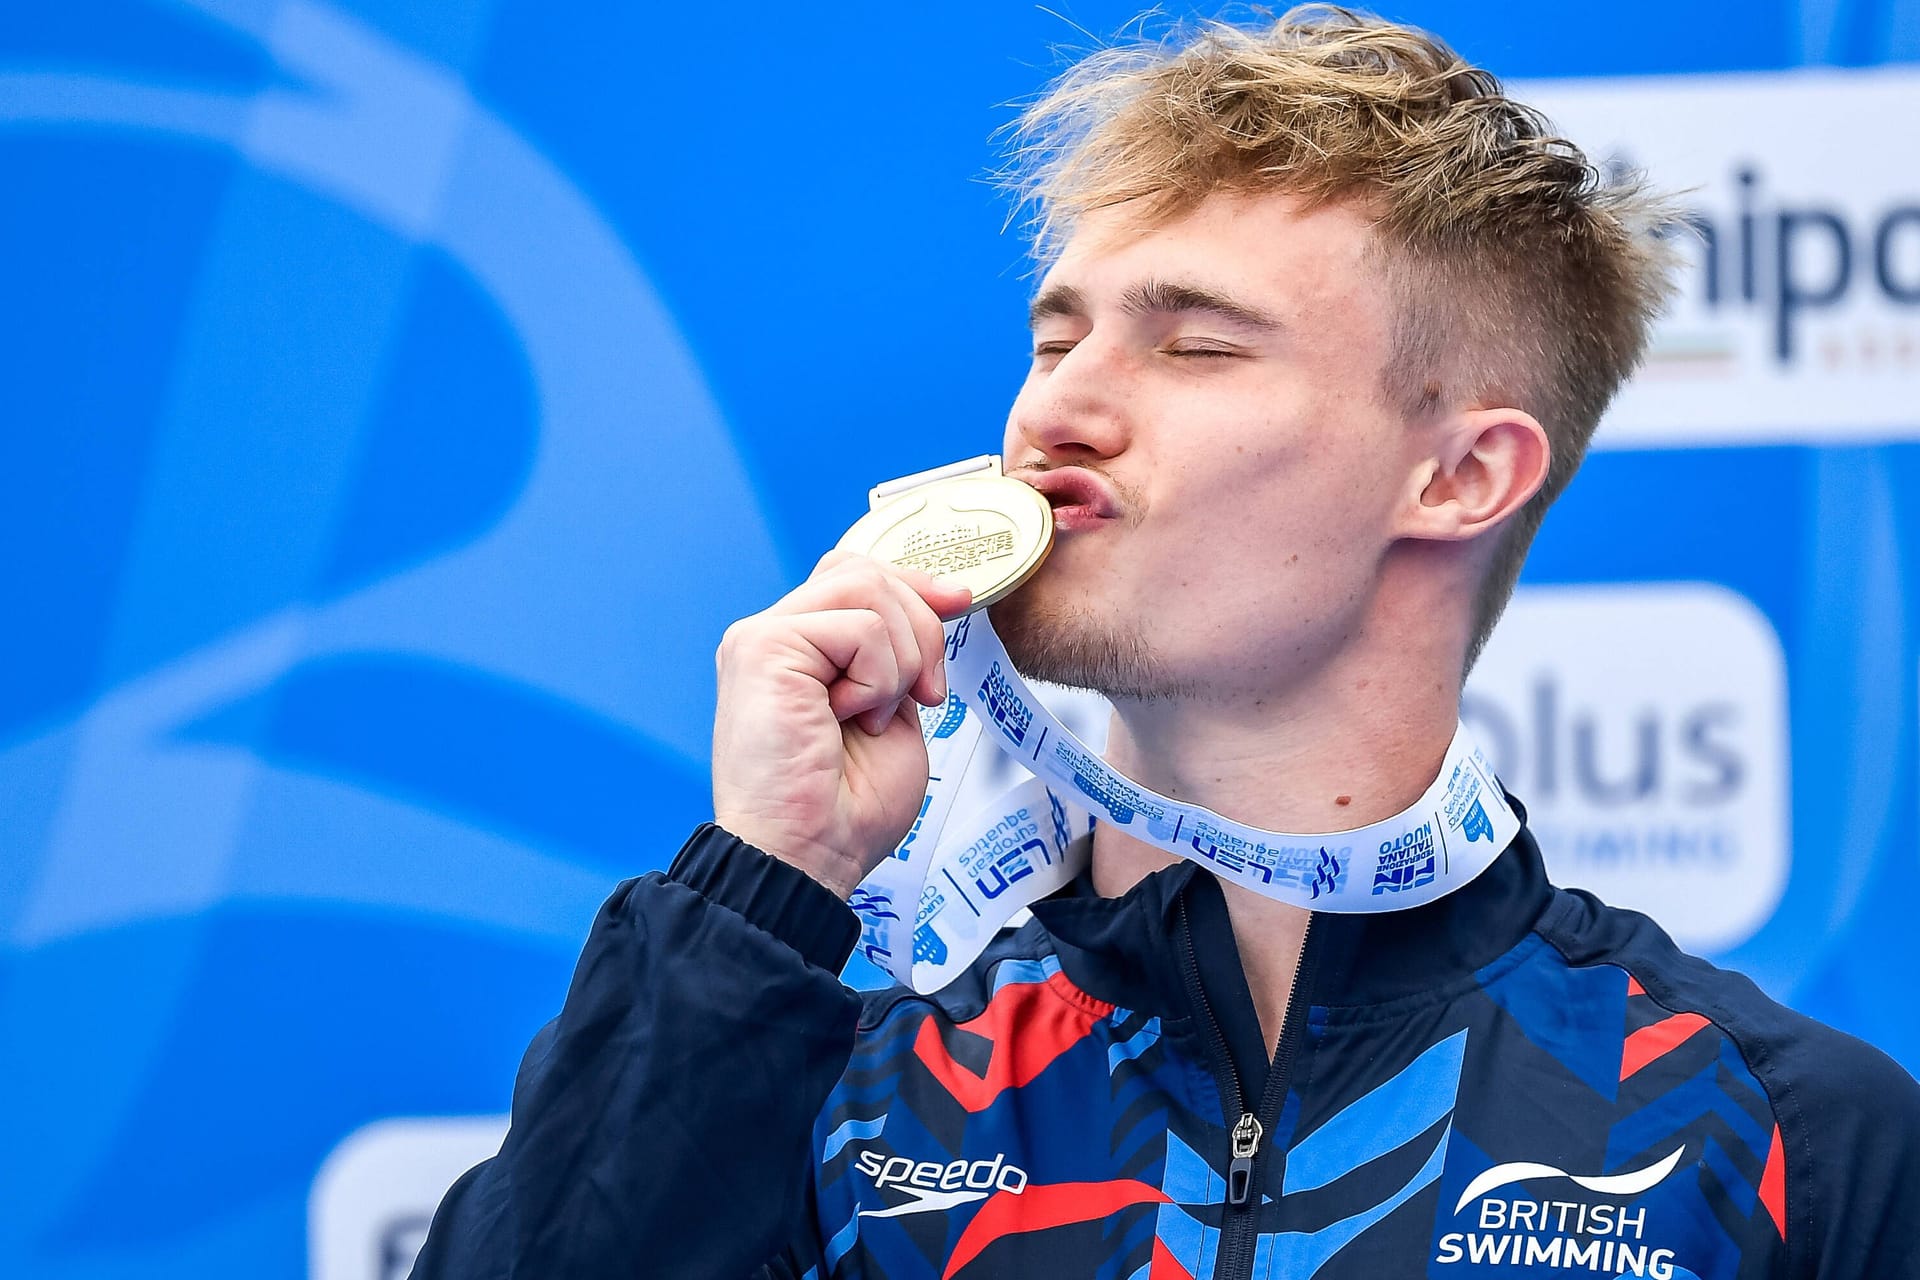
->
xmin=1226 ymin=1112 xmax=1264 ymax=1207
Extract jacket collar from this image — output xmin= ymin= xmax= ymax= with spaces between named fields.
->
xmin=1029 ymin=798 xmax=1556 ymax=1019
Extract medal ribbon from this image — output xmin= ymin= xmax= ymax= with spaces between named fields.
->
xmin=845 ymin=469 xmax=1522 ymax=993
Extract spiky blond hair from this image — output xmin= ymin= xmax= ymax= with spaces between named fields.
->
xmin=1003 ymin=5 xmax=1676 ymax=670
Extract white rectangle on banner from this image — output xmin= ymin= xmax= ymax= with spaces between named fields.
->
xmin=1515 ymin=67 xmax=1920 ymax=447
xmin=1464 ymin=584 xmax=1790 ymax=953
xmin=311 ymin=1115 xmax=507 ymax=1280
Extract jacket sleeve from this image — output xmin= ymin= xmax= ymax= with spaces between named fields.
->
xmin=409 ymin=824 xmax=864 ymax=1280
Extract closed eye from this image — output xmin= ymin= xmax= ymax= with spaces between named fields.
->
xmin=1164 ymin=343 xmax=1245 ymax=358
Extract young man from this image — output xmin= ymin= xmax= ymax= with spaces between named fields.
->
xmin=412 ymin=9 xmax=1919 ymax=1278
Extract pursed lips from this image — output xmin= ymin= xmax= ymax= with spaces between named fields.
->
xmin=1017 ymin=466 xmax=1123 ymax=531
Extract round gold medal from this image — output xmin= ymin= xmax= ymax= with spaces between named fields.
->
xmin=837 ymin=469 xmax=1054 ymax=612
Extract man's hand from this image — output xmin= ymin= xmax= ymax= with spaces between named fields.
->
xmin=712 ymin=552 xmax=971 ymax=899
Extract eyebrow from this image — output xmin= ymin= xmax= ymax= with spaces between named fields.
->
xmin=1027 ymin=277 xmax=1283 ymax=332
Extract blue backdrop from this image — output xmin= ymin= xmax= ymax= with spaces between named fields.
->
xmin=3 ymin=2 xmax=1917 ymax=1276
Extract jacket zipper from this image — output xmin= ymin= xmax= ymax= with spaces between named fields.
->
xmin=1178 ymin=896 xmax=1320 ymax=1280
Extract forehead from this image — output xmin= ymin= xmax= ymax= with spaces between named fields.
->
xmin=1038 ymin=191 xmax=1393 ymax=346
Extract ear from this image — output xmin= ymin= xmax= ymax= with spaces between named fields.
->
xmin=1398 ymin=407 xmax=1552 ymax=544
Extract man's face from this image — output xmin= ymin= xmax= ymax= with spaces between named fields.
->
xmin=993 ymin=189 xmax=1420 ymax=702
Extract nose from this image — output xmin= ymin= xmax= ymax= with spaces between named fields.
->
xmin=1005 ymin=340 xmax=1132 ymax=465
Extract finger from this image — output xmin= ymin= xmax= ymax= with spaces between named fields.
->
xmin=757 ymin=559 xmax=967 ymax=732
xmin=753 ymin=563 xmax=922 ymax=735
xmin=774 ymin=559 xmax=925 ymax=705
xmin=888 ymin=562 xmax=974 ymax=621
xmin=783 ymin=556 xmax=967 ymax=690
xmin=776 ymin=608 xmax=902 ymax=730
xmin=811 ymin=546 xmax=862 ymax=577
xmin=860 ymin=693 xmax=928 ymax=749
xmin=891 ymin=694 xmax=926 ymax=736
xmin=767 ymin=555 xmax=911 ymax=619
xmin=852 ymin=573 xmax=924 ymax=734
xmin=883 ymin=572 xmax=952 ymax=707
xmin=783 ymin=553 xmax=973 ymax=623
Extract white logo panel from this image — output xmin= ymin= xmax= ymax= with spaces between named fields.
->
xmin=1515 ymin=68 xmax=1920 ymax=446
xmin=310 ymin=1115 xmax=508 ymax=1280
xmin=1465 ymin=585 xmax=1790 ymax=952
xmin=1453 ymin=1146 xmax=1687 ymax=1215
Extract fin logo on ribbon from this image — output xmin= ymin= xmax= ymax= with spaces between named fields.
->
xmin=1047 ymin=790 xmax=1071 ymax=855
xmin=945 ymin=614 xmax=972 ymax=661
xmin=1308 ymin=847 xmax=1343 ymax=899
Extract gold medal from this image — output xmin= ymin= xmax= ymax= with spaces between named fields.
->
xmin=836 ymin=456 xmax=1054 ymax=612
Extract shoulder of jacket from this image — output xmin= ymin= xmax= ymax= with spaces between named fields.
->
xmin=1535 ymin=884 xmax=1920 ymax=1269
xmin=1533 ymin=887 xmax=1902 ymax=1080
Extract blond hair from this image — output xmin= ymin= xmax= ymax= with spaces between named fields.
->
xmin=1003 ymin=5 xmax=1676 ymax=669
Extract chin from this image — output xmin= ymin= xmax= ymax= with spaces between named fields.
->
xmin=989 ymin=579 xmax=1191 ymax=702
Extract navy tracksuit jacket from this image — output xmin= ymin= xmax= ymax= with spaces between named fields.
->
xmin=411 ymin=806 xmax=1920 ymax=1278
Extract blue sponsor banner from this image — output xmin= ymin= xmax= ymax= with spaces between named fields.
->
xmin=1 ymin=2 xmax=1916 ymax=1276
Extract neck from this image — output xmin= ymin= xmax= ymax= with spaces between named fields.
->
xmin=1088 ymin=602 xmax=1464 ymax=1049
xmin=1091 ymin=650 xmax=1461 ymax=878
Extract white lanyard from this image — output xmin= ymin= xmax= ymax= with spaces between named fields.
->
xmin=844 ymin=505 xmax=1521 ymax=996
xmin=848 ymin=613 xmax=1520 ymax=992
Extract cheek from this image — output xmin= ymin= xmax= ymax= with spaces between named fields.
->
xmin=1159 ymin=442 xmax=1393 ymax=580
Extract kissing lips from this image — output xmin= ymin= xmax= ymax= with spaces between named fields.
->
xmin=1020 ymin=467 xmax=1122 ymax=532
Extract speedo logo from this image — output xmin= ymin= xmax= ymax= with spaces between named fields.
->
xmin=853 ymin=1147 xmax=1028 ymax=1219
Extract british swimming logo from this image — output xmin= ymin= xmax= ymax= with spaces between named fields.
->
xmin=1435 ymin=1145 xmax=1689 ymax=1275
